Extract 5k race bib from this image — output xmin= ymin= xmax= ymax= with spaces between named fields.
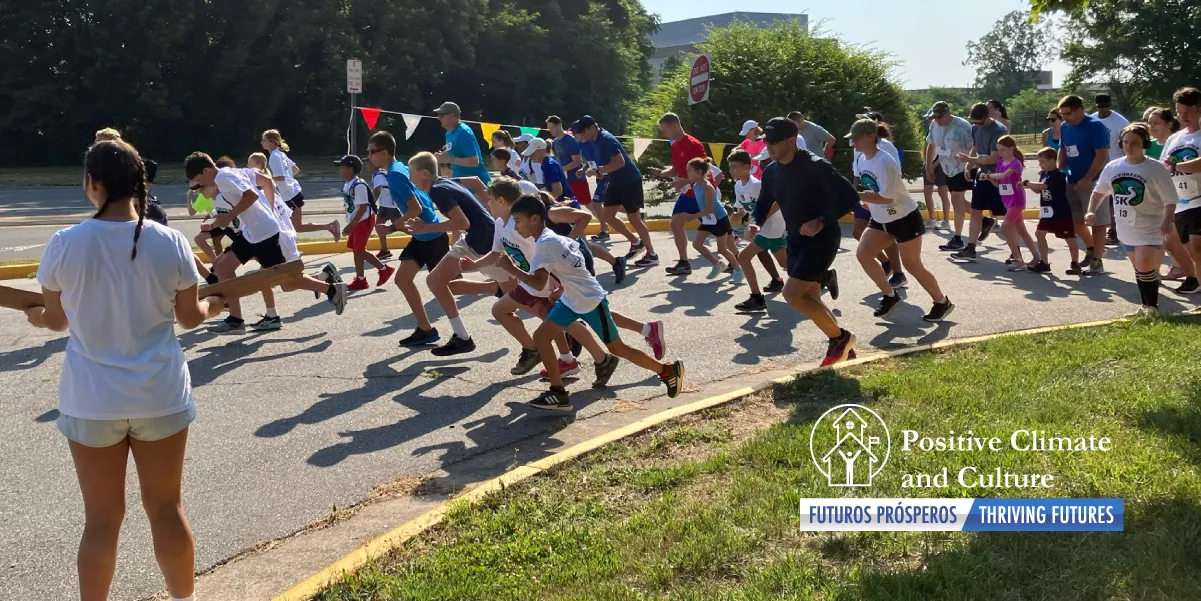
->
xmin=1174 ymin=173 xmax=1200 ymax=201
xmin=999 ymin=183 xmax=1014 ymax=195
xmin=1040 ymin=205 xmax=1054 ymax=218
xmin=1066 ymin=145 xmax=1080 ymax=158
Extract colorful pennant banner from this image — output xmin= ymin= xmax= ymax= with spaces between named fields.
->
xmin=401 ymin=114 xmax=422 ymax=140
xmin=632 ymin=138 xmax=653 ymax=161
xmin=359 ymin=107 xmax=381 ymax=130
xmin=708 ymin=142 xmax=728 ymax=166
xmin=480 ymin=123 xmax=502 ymax=147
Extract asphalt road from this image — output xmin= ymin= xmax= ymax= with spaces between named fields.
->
xmin=2 ymin=224 xmax=1193 ymax=600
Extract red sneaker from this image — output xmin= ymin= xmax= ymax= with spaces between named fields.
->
xmin=644 ymin=320 xmax=666 ymax=361
xmin=540 ymin=358 xmax=581 ymax=379
xmin=820 ymin=330 xmax=857 ymax=367
xmin=347 ymin=277 xmax=370 ymax=291
xmin=377 ymin=264 xmax=396 ymax=287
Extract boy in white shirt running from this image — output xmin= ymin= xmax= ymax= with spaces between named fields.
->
xmin=728 ymin=149 xmax=787 ymax=312
xmin=335 ymin=155 xmax=394 ymax=291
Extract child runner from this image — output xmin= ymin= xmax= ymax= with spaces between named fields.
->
xmin=492 ymin=148 xmax=522 ymax=180
xmin=261 ymin=129 xmax=340 ymax=241
xmin=848 ymin=119 xmax=955 ymax=320
xmin=728 ymin=150 xmax=787 ymax=312
xmin=373 ymin=165 xmax=402 ymax=260
xmin=985 ymin=135 xmax=1041 ymax=270
xmin=498 ymin=196 xmax=683 ymax=411
xmin=579 ymin=136 xmax=612 ymax=242
xmin=1087 ymin=123 xmax=1178 ymax=314
xmin=1145 ymin=107 xmax=1193 ymax=283
xmin=1162 ymin=86 xmax=1201 ymax=295
xmin=682 ymin=158 xmax=740 ymax=279
xmin=335 ymin=155 xmax=393 ymax=291
xmin=491 ymin=129 xmax=525 ymax=176
xmin=26 ymin=139 xmax=225 ymax=601
xmin=522 ymin=138 xmax=576 ymax=204
xmin=547 ymin=115 xmax=593 ymax=208
xmin=1024 ymin=147 xmax=1082 ymax=274
xmin=846 ymin=124 xmax=903 ymax=287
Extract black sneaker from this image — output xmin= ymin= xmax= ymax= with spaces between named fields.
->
xmin=431 ymin=334 xmax=476 ymax=357
xmin=205 ymin=272 xmax=220 ymax=286
xmin=924 ymin=298 xmax=955 ymax=322
xmin=635 ymin=253 xmax=659 ymax=267
xmin=1027 ymin=260 xmax=1051 ymax=274
xmin=735 ymin=294 xmax=767 ymax=313
xmin=527 ymin=387 xmax=572 ymax=412
xmin=250 ymin=315 xmax=283 ymax=331
xmin=1106 ymin=229 xmax=1119 ymax=246
xmin=938 ymin=236 xmax=964 ymax=251
xmin=1005 ymin=256 xmax=1015 ymax=266
xmin=880 ymin=261 xmax=893 ymax=279
xmin=625 ymin=241 xmax=646 ymax=260
xmin=592 ymin=354 xmax=621 ymax=388
xmin=723 ymin=264 xmax=736 ymax=274
xmin=591 ymin=231 xmax=611 ymax=243
xmin=399 ymin=327 xmax=440 ymax=347
xmin=567 ymin=333 xmax=582 ymax=357
xmin=208 ymin=317 xmax=245 ymax=334
xmin=328 ymin=282 xmax=348 ymax=315
xmin=873 ymin=293 xmax=902 ymax=317
xmin=1066 ymin=262 xmax=1084 ymax=275
xmin=950 ymin=246 xmax=977 ymax=262
xmin=763 ymin=279 xmax=785 ymax=293
xmin=888 ymin=272 xmax=908 ymax=289
xmin=665 ymin=260 xmax=692 ymax=276
xmin=614 ymin=256 xmax=628 ymax=285
xmin=825 ymin=269 xmax=840 ymax=301
xmin=315 ymin=262 xmax=342 ymax=299
xmin=660 ymin=360 xmax=684 ymax=398
xmin=511 ymin=347 xmax=542 ymax=375
xmin=979 ymin=217 xmax=997 ymax=242
xmin=820 ymin=329 xmax=857 ymax=367
xmin=376 ymin=250 xmax=393 ymax=260
xmin=1176 ymin=277 xmax=1201 ymax=295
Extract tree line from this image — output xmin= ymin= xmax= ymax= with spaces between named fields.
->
xmin=0 ymin=0 xmax=658 ymax=167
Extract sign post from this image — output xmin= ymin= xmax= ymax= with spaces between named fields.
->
xmin=347 ymin=59 xmax=363 ymax=153
xmin=688 ymin=53 xmax=711 ymax=106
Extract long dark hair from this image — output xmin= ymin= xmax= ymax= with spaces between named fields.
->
xmin=86 ymin=140 xmax=147 ymax=260
xmin=988 ymin=99 xmax=1009 ymax=119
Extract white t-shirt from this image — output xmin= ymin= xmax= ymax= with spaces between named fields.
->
xmin=529 ymin=228 xmax=606 ymax=314
xmin=37 ymin=220 xmax=200 ymax=420
xmin=853 ymin=149 xmax=918 ymax=224
xmin=372 ymin=170 xmax=394 ymax=209
xmin=505 ymin=149 xmax=524 ymax=175
xmin=795 ymin=135 xmax=808 ymax=150
xmin=735 ymin=177 xmax=784 ymax=239
xmin=1094 ymin=157 xmax=1176 ymax=247
xmin=851 ymin=139 xmax=901 ymax=168
xmin=213 ymin=193 xmax=239 ymax=232
xmin=1094 ymin=111 xmax=1131 ymax=157
xmin=214 ymin=167 xmax=280 ymax=244
xmin=494 ymin=216 xmax=550 ymax=297
xmin=343 ymin=177 xmax=372 ymax=220
xmin=269 ymin=149 xmax=302 ymax=201
xmin=1161 ymin=129 xmax=1201 ymax=212
xmin=267 ymin=188 xmax=301 ymax=261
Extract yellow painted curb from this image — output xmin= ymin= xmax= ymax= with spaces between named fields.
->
xmin=269 ymin=315 xmax=1131 ymax=601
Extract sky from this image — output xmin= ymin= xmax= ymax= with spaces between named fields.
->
xmin=642 ymin=0 xmax=1071 ymax=90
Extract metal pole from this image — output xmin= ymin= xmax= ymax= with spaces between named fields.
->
xmin=350 ymin=92 xmax=357 ymax=155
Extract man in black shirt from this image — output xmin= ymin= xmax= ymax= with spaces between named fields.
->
xmin=749 ymin=118 xmax=858 ymax=366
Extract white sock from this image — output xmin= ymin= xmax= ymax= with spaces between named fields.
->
xmin=265 ymin=307 xmax=278 ymax=318
xmin=641 ymin=323 xmax=651 ymax=337
xmin=559 ymin=352 xmax=574 ymax=363
xmin=171 ymin=596 xmax=194 ymax=601
xmin=448 ymin=316 xmax=469 ymax=339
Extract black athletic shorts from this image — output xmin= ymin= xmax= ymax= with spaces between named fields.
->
xmin=231 ymin=233 xmax=286 ymax=268
xmin=947 ymin=172 xmax=972 ymax=193
xmin=602 ymin=179 xmax=644 ymax=213
xmin=786 ymin=225 xmax=840 ymax=283
xmin=1176 ymin=209 xmax=1201 ymax=244
xmin=400 ymin=235 xmax=450 ymax=271
xmin=869 ymin=208 xmax=925 ymax=243
xmin=209 ymin=226 xmax=236 ymax=240
xmin=923 ymin=163 xmax=948 ymax=187
xmin=285 ymin=193 xmax=305 ymax=210
xmin=698 ymin=215 xmax=733 ymax=237
xmin=970 ymin=173 xmax=1007 ymax=216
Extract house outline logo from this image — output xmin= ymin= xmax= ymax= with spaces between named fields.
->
xmin=809 ymin=404 xmax=891 ymax=487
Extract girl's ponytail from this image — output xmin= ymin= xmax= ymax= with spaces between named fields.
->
xmin=84 ymin=140 xmax=147 ymax=260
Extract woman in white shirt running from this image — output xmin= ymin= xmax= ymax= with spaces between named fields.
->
xmin=25 ymin=140 xmax=224 ymax=601
xmin=261 ymin=129 xmax=340 ymax=241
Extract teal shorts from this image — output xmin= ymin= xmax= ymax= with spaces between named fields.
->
xmin=547 ymin=297 xmax=619 ymax=343
xmin=57 ymin=406 xmax=195 ymax=448
xmin=754 ymin=234 xmax=786 ymax=252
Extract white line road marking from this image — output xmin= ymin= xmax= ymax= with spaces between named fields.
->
xmin=0 ymin=244 xmax=45 ymax=253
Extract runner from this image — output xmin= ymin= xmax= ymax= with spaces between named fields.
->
xmin=261 ymin=129 xmax=340 ymax=241
xmin=748 ymin=117 xmax=857 ymax=366
xmin=988 ymin=100 xmax=1011 ymax=132
xmin=490 ymin=129 xmax=524 ymax=176
xmin=738 ymin=120 xmax=767 ymax=178
xmin=790 ymin=111 xmax=837 ymax=160
xmin=1057 ymin=94 xmax=1111 ymax=275
xmin=522 ymin=138 xmax=575 ymax=203
xmin=1161 ymin=86 xmax=1201 ymax=295
xmin=985 ymin=135 xmax=1041 ymax=271
xmin=1093 ymin=94 xmax=1130 ymax=246
xmin=1146 ymin=107 xmax=1193 ymax=282
xmin=920 ymin=109 xmax=952 ymax=230
xmin=26 ymin=139 xmax=224 ymax=601
xmin=683 ymin=158 xmax=740 ymax=279
xmin=656 ymin=112 xmax=710 ymax=274
xmin=927 ymin=102 xmax=975 ymax=250
xmin=1024 ymin=147 xmax=1082 ymax=274
xmin=546 ymin=115 xmax=592 ymax=206
xmin=497 ymin=196 xmax=683 ymax=411
xmin=433 ymin=101 xmax=491 ymax=184
xmin=728 ymin=149 xmax=786 ymax=312
xmin=1087 ymin=123 xmax=1178 ymax=314
xmin=372 ymin=164 xmax=402 ymax=260
xmin=849 ymin=119 xmax=904 ymax=287
xmin=570 ymin=115 xmax=659 ymax=267
xmin=1042 ymin=109 xmax=1063 ymax=151
xmin=848 ymin=119 xmax=955 ymax=320
xmin=950 ymin=103 xmax=1009 ymax=263
xmin=335 ymin=155 xmax=392 ymax=291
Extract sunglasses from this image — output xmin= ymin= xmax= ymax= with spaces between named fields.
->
xmin=368 ymin=148 xmax=386 ymax=155
xmin=1047 ymin=117 xmax=1060 ymax=122
xmin=188 ymin=183 xmax=201 ymax=191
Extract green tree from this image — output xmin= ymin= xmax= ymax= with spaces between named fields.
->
xmin=1004 ymin=88 xmax=1064 ymax=134
xmin=906 ymin=87 xmax=984 ymax=121
xmin=965 ymin=11 xmax=1058 ymax=102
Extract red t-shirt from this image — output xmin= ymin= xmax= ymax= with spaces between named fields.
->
xmin=671 ymin=134 xmax=709 ymax=198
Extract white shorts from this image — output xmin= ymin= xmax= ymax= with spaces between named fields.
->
xmin=57 ymin=406 xmax=196 ymax=448
xmin=449 ymin=239 xmax=510 ymax=283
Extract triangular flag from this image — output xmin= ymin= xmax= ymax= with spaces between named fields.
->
xmin=402 ymin=114 xmax=422 ymax=140
xmin=632 ymin=138 xmax=652 ymax=161
xmin=520 ymin=126 xmax=541 ymax=138
xmin=480 ymin=123 xmax=501 ymax=147
xmin=708 ymin=142 xmax=727 ymax=166
xmin=359 ymin=107 xmax=381 ymax=130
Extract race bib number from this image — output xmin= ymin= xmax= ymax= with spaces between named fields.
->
xmin=999 ymin=183 xmax=1014 ymax=196
xmin=1174 ymin=174 xmax=1199 ymax=200
xmin=1066 ymin=145 xmax=1080 ymax=158
xmin=1116 ymin=207 xmax=1133 ymax=224
xmin=701 ymin=214 xmax=717 ymax=226
xmin=1040 ymin=205 xmax=1053 ymax=218
xmin=886 ymin=207 xmax=898 ymax=216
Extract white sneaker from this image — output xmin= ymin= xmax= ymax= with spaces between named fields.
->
xmin=708 ymin=261 xmax=728 ymax=279
xmin=730 ymin=267 xmax=745 ymax=285
xmin=923 ymin=218 xmax=936 ymax=229
xmin=939 ymin=220 xmax=951 ymax=231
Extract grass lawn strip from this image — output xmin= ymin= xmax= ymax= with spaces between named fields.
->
xmin=314 ymin=316 xmax=1201 ymax=601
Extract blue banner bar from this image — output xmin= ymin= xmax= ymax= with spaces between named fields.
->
xmin=964 ymin=498 xmax=1124 ymax=531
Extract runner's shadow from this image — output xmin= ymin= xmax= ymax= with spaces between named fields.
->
xmin=187 ymin=333 xmax=330 ymax=387
xmin=0 ymin=336 xmax=66 ymax=373
xmin=732 ymin=309 xmax=802 ymax=365
xmin=643 ymin=280 xmax=735 ymax=317
xmin=35 ymin=409 xmax=59 ymax=422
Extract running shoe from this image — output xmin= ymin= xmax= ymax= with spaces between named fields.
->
xmin=820 ymin=330 xmax=857 ymax=367
xmin=723 ymin=264 xmax=736 ymax=274
xmin=950 ymin=246 xmax=977 ymax=262
xmin=1084 ymin=258 xmax=1105 ymax=276
xmin=1164 ymin=266 xmax=1187 ymax=281
xmin=527 ymin=387 xmax=573 ymax=412
xmin=567 ymin=333 xmax=582 ymax=357
xmin=660 ymin=360 xmax=684 ymax=398
xmin=923 ymin=298 xmax=955 ymax=322
xmin=939 ymin=220 xmax=950 ymax=231
xmin=329 ymin=281 xmax=348 ymax=315
xmin=330 ymin=220 xmax=342 ymax=243
xmin=1176 ymin=277 xmax=1201 ymax=295
xmin=399 ymin=327 xmax=440 ymax=347
xmin=1125 ymin=305 xmax=1160 ymax=318
xmin=708 ymin=261 xmax=728 ymax=279
xmin=209 ymin=317 xmax=245 ymax=334
xmin=592 ymin=354 xmax=621 ymax=388
xmin=1004 ymin=256 xmax=1015 ymax=266
xmin=1006 ymin=261 xmax=1027 ymax=272
xmin=625 ymin=241 xmax=646 ymax=260
xmin=591 ymin=231 xmax=611 ymax=243
xmin=1066 ymin=262 xmax=1084 ymax=275
xmin=735 ymin=294 xmax=767 ymax=313
xmin=645 ymin=320 xmax=667 ymax=360
xmin=376 ymin=264 xmax=396 ymax=287
xmin=825 ymin=269 xmax=840 ymax=301
xmin=665 ymin=260 xmax=692 ymax=276
xmin=1106 ymin=229 xmax=1119 ymax=246
xmin=614 ymin=256 xmax=628 ymax=285
xmin=250 ymin=315 xmax=282 ymax=331
xmin=347 ymin=277 xmax=370 ymax=291
xmin=888 ymin=272 xmax=908 ymax=289
xmin=376 ymin=249 xmax=393 ymax=261
xmin=873 ymin=293 xmax=901 ymax=317
xmin=1027 ymin=260 xmax=1052 ymax=274
xmin=541 ymin=357 xmax=581 ymax=379
xmin=880 ymin=261 xmax=893 ymax=279
xmin=635 ymin=253 xmax=659 ymax=268
xmin=923 ymin=218 xmax=936 ymax=229
xmin=315 ymin=262 xmax=341 ymax=299
xmin=979 ymin=217 xmax=997 ymax=242
xmin=763 ymin=279 xmax=785 ymax=293
xmin=938 ymin=236 xmax=965 ymax=251
xmin=511 ymin=347 xmax=541 ymax=375
xmin=731 ymin=267 xmax=746 ymax=285
xmin=431 ymin=334 xmax=475 ymax=357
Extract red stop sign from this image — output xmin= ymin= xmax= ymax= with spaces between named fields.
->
xmin=689 ymin=55 xmax=710 ymax=104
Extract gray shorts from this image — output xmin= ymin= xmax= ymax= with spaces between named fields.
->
xmin=57 ymin=406 xmax=195 ymax=448
xmin=1093 ymin=195 xmax=1113 ymax=227
xmin=377 ymin=206 xmax=403 ymax=223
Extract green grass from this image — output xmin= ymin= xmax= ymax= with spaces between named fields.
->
xmin=0 ymin=156 xmax=341 ymax=187
xmin=313 ymin=317 xmax=1201 ymax=601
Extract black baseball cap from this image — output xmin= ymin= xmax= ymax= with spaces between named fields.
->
xmin=570 ymin=115 xmax=597 ymax=134
xmin=762 ymin=117 xmax=799 ymax=145
xmin=1094 ymin=94 xmax=1112 ymax=108
xmin=334 ymin=154 xmax=363 ymax=173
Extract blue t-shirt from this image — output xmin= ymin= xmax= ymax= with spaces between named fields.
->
xmin=692 ymin=181 xmax=728 ymax=221
xmin=1060 ymin=115 xmax=1111 ymax=183
xmin=387 ymin=160 xmax=443 ymax=242
xmin=429 ymin=177 xmax=494 ymax=254
xmin=445 ymin=122 xmax=491 ymax=183
xmin=539 ymin=156 xmax=575 ymax=201
xmin=593 ymin=128 xmax=640 ymax=187
xmin=553 ymin=134 xmax=585 ymax=182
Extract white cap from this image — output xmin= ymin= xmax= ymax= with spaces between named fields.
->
xmin=739 ymin=119 xmax=759 ymax=136
xmin=514 ymin=133 xmax=536 ymax=143
xmin=518 ymin=180 xmax=539 ymax=196
xmin=753 ymin=146 xmax=770 ymax=161
xmin=521 ymin=138 xmax=548 ymax=157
